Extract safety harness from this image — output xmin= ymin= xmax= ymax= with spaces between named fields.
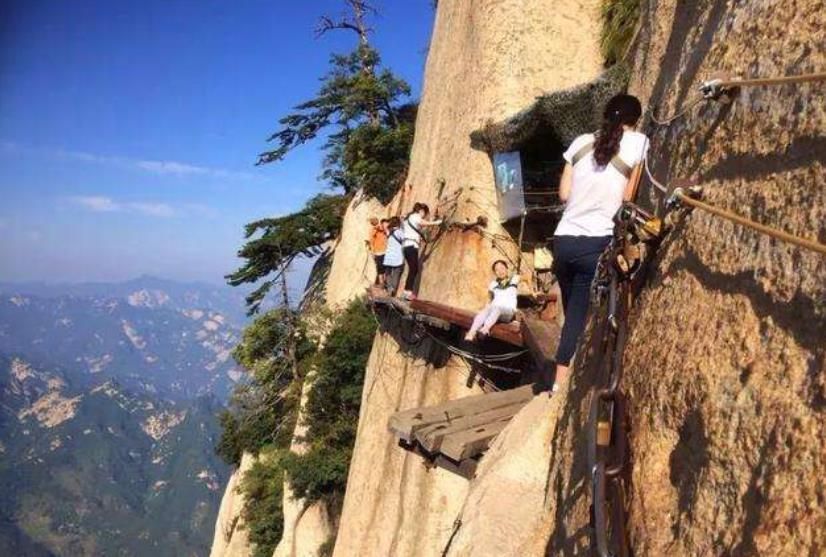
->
xmin=570 ymin=139 xmax=633 ymax=179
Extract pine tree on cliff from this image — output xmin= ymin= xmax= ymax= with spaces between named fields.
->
xmin=227 ymin=0 xmax=416 ymax=313
xmin=257 ymin=0 xmax=415 ymax=198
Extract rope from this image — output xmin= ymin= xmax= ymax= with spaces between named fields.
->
xmin=649 ymin=93 xmax=706 ymax=126
xmin=674 ymin=190 xmax=826 ymax=255
xmin=642 ymin=153 xmax=668 ymax=194
xmin=649 ymin=71 xmax=826 ymax=128
xmin=419 ymin=325 xmax=526 ymax=374
xmin=714 ymin=71 xmax=826 ymax=89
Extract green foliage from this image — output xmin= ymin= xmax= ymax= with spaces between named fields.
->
xmin=217 ymin=300 xmax=376 ymax=555
xmin=232 ymin=10 xmax=416 ymax=314
xmin=281 ymin=299 xmax=376 ymax=512
xmin=318 ymin=538 xmax=336 ymax=557
xmin=215 ymin=308 xmax=313 ymax=465
xmin=215 ymin=410 xmax=244 ymax=466
xmin=257 ymin=44 xmax=411 ymax=184
xmin=600 ymin=0 xmax=641 ymax=66
xmin=226 ymin=194 xmax=348 ymax=313
xmin=238 ymin=452 xmax=286 ymax=557
xmin=341 ymin=103 xmax=417 ymax=203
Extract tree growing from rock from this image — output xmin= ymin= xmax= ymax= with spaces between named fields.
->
xmin=257 ymin=0 xmax=415 ymax=201
xmin=228 ymin=0 xmax=416 ymax=314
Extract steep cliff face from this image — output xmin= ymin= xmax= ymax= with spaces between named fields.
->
xmin=335 ymin=0 xmax=824 ymax=555
xmin=210 ymin=453 xmax=256 ymax=557
xmin=211 ymin=191 xmax=384 ymax=557
xmin=332 ymin=1 xmax=603 ymax=556
xmin=486 ymin=1 xmax=824 ymax=556
xmin=617 ymin=1 xmax=825 ymax=554
xmin=215 ymin=1 xmax=824 ymax=555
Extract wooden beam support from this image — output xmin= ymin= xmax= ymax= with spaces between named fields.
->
xmin=439 ymin=418 xmax=512 ymax=461
xmin=521 ymin=315 xmax=560 ymax=371
xmin=397 ymin=439 xmax=479 ymax=479
xmin=409 ymin=299 xmax=523 ymax=346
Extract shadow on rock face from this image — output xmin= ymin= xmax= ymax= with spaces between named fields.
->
xmin=669 ymin=407 xmax=710 ymax=524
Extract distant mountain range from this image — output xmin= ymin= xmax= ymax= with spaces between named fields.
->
xmin=0 ymin=276 xmax=249 ymax=401
xmin=0 ymin=275 xmax=251 ymax=326
xmin=0 ymin=356 xmax=229 ymax=556
xmin=0 ymin=277 xmax=253 ymax=556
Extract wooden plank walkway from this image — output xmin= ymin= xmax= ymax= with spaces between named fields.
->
xmin=388 ymin=384 xmax=536 ymax=442
xmin=409 ymin=299 xmax=524 ymax=346
xmin=388 ymin=384 xmax=539 ymax=476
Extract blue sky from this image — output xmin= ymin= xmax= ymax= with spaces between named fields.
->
xmin=0 ymin=0 xmax=433 ymax=286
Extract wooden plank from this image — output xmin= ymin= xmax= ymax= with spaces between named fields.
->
xmin=409 ymin=299 xmax=523 ymax=346
xmin=522 ymin=316 xmax=560 ymax=369
xmin=414 ymin=313 xmax=451 ymax=330
xmin=388 ymin=384 xmax=536 ymax=442
xmin=439 ymin=418 xmax=512 ymax=462
xmin=366 ymin=286 xmax=413 ymax=314
xmin=415 ymin=400 xmax=528 ymax=453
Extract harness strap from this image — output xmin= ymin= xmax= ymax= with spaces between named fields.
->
xmin=570 ymin=140 xmax=633 ymax=179
xmin=492 ymin=276 xmax=518 ymax=290
xmin=405 ymin=216 xmax=425 ymax=245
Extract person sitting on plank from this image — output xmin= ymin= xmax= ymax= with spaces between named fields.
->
xmin=464 ymin=260 xmax=519 ymax=342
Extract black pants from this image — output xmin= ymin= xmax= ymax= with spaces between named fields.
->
xmin=403 ymin=245 xmax=420 ymax=292
xmin=553 ymin=235 xmax=611 ymax=366
xmin=373 ymin=255 xmax=385 ymax=284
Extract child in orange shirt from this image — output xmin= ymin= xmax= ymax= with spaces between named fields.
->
xmin=366 ymin=218 xmax=389 ymax=286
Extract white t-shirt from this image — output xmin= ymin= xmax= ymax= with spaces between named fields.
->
xmin=554 ymin=130 xmax=649 ymax=237
xmin=402 ymin=213 xmax=424 ymax=248
xmin=383 ymin=230 xmax=404 ymax=267
xmin=489 ymin=275 xmax=519 ymax=311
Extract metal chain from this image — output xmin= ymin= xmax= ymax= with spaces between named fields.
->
xmin=588 ymin=203 xmax=665 ymax=557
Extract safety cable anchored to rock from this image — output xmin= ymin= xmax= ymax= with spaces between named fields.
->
xmin=650 ymin=70 xmax=826 ymax=127
xmin=700 ymin=71 xmax=826 ymax=98
xmin=670 ymin=187 xmax=826 ymax=255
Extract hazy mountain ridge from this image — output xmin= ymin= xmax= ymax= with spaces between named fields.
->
xmin=0 ymin=277 xmax=249 ymax=555
xmin=0 ymin=275 xmax=250 ymax=326
xmin=0 ymin=355 xmax=230 ymax=556
xmin=0 ymin=278 xmax=245 ymax=401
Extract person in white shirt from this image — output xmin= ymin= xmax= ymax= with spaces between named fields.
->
xmin=400 ymin=202 xmax=442 ymax=300
xmin=382 ymin=216 xmax=405 ymax=296
xmin=552 ymin=94 xmax=648 ymax=391
xmin=464 ymin=260 xmax=520 ymax=341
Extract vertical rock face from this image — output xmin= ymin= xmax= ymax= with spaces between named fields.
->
xmin=332 ymin=2 xmax=602 ymax=556
xmin=622 ymin=1 xmax=826 ymax=554
xmin=272 ymin=375 xmax=332 ymax=557
xmin=324 ymin=193 xmax=387 ymax=311
xmin=216 ymin=1 xmax=825 ymax=556
xmin=538 ymin=1 xmax=826 ymax=556
xmin=210 ymin=453 xmax=256 ymax=557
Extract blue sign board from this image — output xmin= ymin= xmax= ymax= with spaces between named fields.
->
xmin=493 ymin=151 xmax=525 ymax=222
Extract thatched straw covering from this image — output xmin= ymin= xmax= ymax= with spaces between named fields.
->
xmin=470 ymin=64 xmax=630 ymax=153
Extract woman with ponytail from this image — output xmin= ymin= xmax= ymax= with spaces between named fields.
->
xmin=551 ymin=94 xmax=648 ymax=391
